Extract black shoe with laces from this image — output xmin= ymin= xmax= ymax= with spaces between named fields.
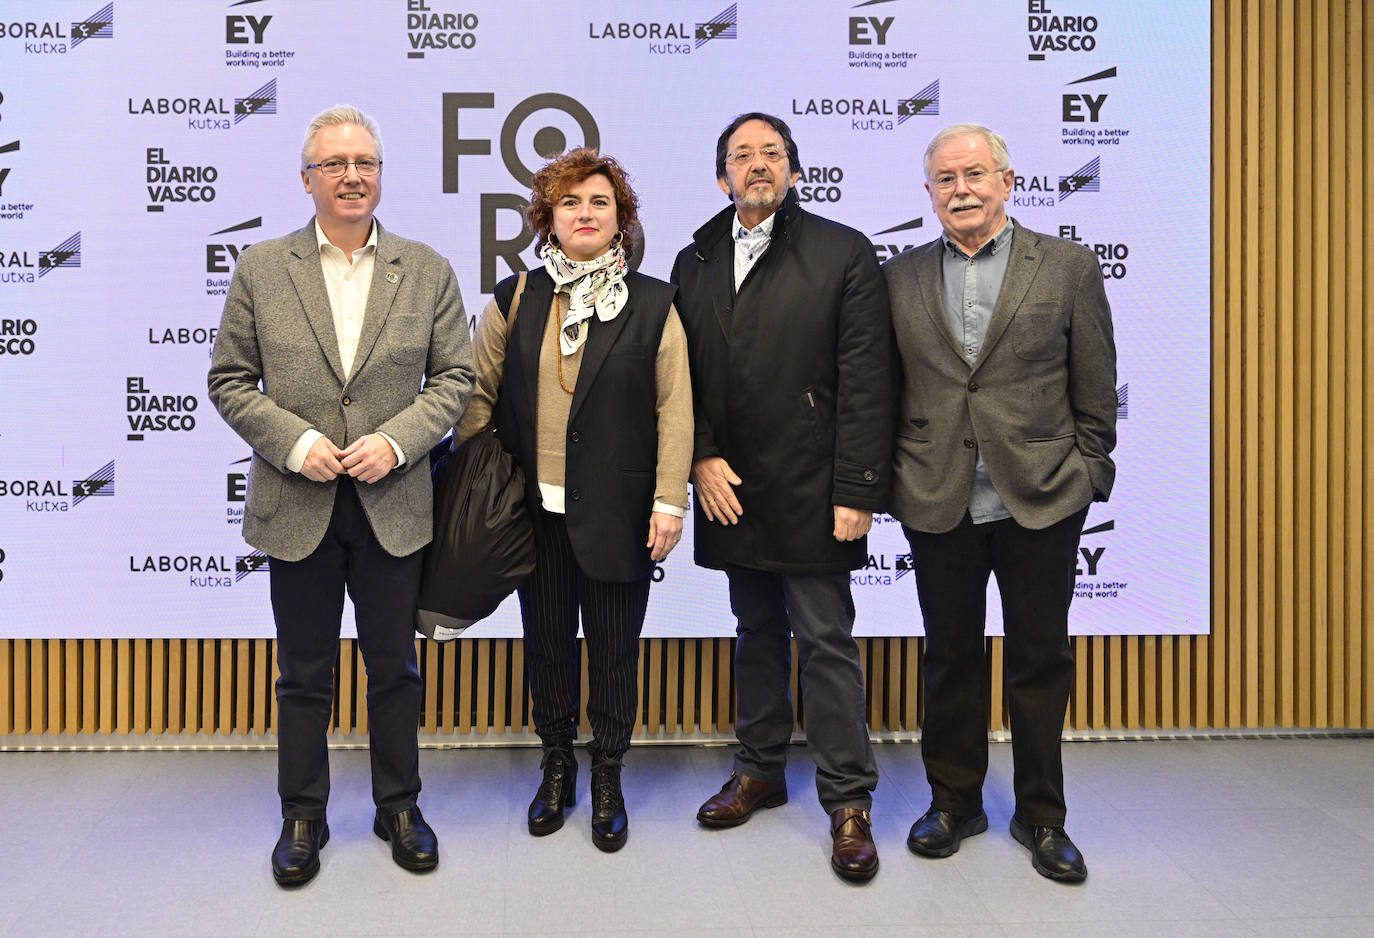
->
xmin=590 ymin=752 xmax=628 ymax=852
xmin=528 ymin=742 xmax=578 ymax=836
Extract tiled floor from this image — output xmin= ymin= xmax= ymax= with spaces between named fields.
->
xmin=1 ymin=737 xmax=1371 ymax=936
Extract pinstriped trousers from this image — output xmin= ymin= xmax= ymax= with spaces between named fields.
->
xmin=518 ymin=510 xmax=651 ymax=756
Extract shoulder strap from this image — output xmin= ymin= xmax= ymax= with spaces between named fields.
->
xmin=494 ymin=270 xmax=528 ymax=339
xmin=506 ymin=270 xmax=527 ymax=337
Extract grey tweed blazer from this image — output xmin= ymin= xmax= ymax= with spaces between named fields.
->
xmin=884 ymin=220 xmax=1117 ymax=533
xmin=208 ymin=219 xmax=474 ymax=561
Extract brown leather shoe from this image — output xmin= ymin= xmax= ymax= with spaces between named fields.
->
xmin=695 ymin=772 xmax=787 ymax=828
xmin=829 ymin=808 xmax=879 ymax=883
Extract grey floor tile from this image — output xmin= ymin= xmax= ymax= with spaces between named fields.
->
xmin=501 ymin=817 xmax=738 ymax=933
xmin=420 ymin=745 xmax=524 ymax=822
xmin=871 ymin=742 xmax=929 ymax=810
xmin=1321 ymin=804 xmax=1374 ymax=845
xmin=1126 ymin=805 xmax=1374 ymax=920
xmin=1224 ymin=738 xmax=1374 ymax=811
xmin=1244 ymin=917 xmax=1374 ymax=937
xmin=956 ymin=807 xmax=1234 ymax=925
xmin=755 ymin=928 xmax=1007 ymax=938
xmin=622 ymin=743 xmax=728 ymax=820
xmin=1 ymin=737 xmax=1372 ymax=936
xmin=7 ymin=819 xmax=266 ymax=937
xmin=0 ymin=751 xmax=148 ymax=829
xmin=98 ymin=750 xmax=278 ymax=832
xmin=1000 ymin=923 xmax=1257 ymax=938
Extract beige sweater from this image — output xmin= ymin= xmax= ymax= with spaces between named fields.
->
xmin=456 ymin=290 xmax=692 ymax=514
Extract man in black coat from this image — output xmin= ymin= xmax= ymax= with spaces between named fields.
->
xmin=671 ymin=113 xmax=895 ymax=883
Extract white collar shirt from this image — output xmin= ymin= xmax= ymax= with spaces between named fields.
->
xmin=314 ymin=219 xmax=377 ymax=380
xmin=732 ymin=211 xmax=776 ymax=292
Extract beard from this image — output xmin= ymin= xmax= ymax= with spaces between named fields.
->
xmin=739 ymin=177 xmax=782 ymax=208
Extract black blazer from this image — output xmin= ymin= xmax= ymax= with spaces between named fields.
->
xmin=492 ymin=268 xmax=677 ymax=582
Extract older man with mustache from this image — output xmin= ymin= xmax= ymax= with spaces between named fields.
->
xmin=883 ymin=124 xmax=1118 ymax=884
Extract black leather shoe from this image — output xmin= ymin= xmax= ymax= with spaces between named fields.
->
xmin=589 ymin=754 xmax=628 ymax=853
xmin=1010 ymin=814 xmax=1087 ymax=883
xmin=528 ymin=744 xmax=578 ymax=836
xmin=271 ymin=818 xmax=328 ymax=886
xmin=907 ymin=806 xmax=988 ymax=858
xmin=373 ymin=806 xmax=439 ymax=872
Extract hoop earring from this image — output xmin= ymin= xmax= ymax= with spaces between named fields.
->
xmin=611 ymin=231 xmax=624 ymax=247
xmin=547 ymin=233 xmax=559 ymax=248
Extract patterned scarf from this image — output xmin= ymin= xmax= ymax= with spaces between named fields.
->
xmin=540 ymin=240 xmax=629 ymax=356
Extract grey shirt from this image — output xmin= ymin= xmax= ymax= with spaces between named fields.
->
xmin=940 ymin=219 xmax=1014 ymax=523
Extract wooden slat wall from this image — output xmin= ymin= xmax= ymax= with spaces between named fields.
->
xmin=0 ymin=0 xmax=1369 ymax=740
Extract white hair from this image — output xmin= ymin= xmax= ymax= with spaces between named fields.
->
xmin=301 ymin=105 xmax=382 ymax=170
xmin=923 ymin=124 xmax=1011 ymax=178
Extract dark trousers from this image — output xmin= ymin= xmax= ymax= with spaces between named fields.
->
xmin=902 ymin=506 xmax=1088 ymax=827
xmin=268 ymin=478 xmax=423 ymax=821
xmin=726 ymin=567 xmax=878 ymax=813
xmin=518 ymin=510 xmax=650 ymax=757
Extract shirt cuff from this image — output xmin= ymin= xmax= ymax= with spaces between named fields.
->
xmin=652 ymin=501 xmax=686 ymax=518
xmin=378 ymin=432 xmax=406 ymax=467
xmin=286 ymin=429 xmax=323 ymax=473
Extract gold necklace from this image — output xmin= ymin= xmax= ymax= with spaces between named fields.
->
xmin=555 ymin=292 xmax=576 ymax=394
xmin=557 ymin=349 xmax=575 ymax=395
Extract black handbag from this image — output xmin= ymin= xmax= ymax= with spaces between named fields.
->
xmin=416 ymin=272 xmax=534 ymax=640
xmin=415 ymin=429 xmax=534 ymax=640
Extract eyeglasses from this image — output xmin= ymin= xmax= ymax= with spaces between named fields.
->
xmin=928 ymin=169 xmax=1002 ymax=192
xmin=724 ymin=146 xmax=787 ymax=166
xmin=306 ymin=158 xmax=382 ymax=178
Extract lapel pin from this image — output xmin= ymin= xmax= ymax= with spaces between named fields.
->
xmin=386 ymin=271 xmax=399 ymax=284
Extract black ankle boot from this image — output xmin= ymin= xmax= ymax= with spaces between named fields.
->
xmin=528 ymin=743 xmax=577 ymax=836
xmin=590 ymin=752 xmax=628 ymax=852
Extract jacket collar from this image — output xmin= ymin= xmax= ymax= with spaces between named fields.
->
xmin=285 ymin=217 xmax=405 ymax=387
xmin=690 ymin=189 xmax=802 ymax=262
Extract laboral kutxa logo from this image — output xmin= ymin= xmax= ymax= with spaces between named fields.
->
xmin=128 ymin=549 xmax=261 ymax=589
xmin=0 ymin=458 xmax=114 ymax=513
xmin=1011 ymin=159 xmax=1103 ymax=208
xmin=0 ymin=231 xmax=81 ymax=284
xmin=791 ymin=79 xmax=938 ymax=132
xmin=1 ymin=2 xmax=113 ymax=55
xmin=586 ymin=2 xmax=736 ymax=55
xmin=126 ymin=78 xmax=276 ymax=131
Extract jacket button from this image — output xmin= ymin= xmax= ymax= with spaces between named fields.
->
xmin=863 ymin=469 xmax=875 ymax=481
xmin=570 ymin=430 xmax=581 ymax=443
xmin=570 ymin=489 xmax=582 ymax=501
xmin=967 ymin=381 xmax=979 ymax=392
xmin=341 ymin=396 xmax=351 ymax=406
xmin=963 ymin=438 xmax=975 ymax=449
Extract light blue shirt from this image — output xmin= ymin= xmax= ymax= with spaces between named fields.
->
xmin=940 ymin=219 xmax=1014 ymax=524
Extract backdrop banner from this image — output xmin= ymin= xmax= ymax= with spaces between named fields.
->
xmin=0 ymin=0 xmax=1209 ymax=637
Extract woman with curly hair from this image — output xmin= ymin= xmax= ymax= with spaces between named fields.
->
xmin=454 ymin=148 xmax=692 ymax=852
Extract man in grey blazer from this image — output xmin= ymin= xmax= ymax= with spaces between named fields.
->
xmin=208 ymin=105 xmax=473 ymax=886
xmin=884 ymin=124 xmax=1116 ymax=883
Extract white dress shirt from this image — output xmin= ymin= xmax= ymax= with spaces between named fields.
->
xmin=733 ymin=212 xmax=776 ymax=292
xmin=285 ymin=221 xmax=404 ymax=472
